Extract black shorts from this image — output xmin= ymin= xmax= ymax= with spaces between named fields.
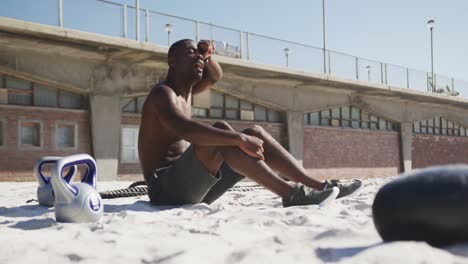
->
xmin=147 ymin=146 xmax=244 ymax=205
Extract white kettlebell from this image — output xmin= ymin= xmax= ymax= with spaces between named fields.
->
xmin=34 ymin=156 xmax=78 ymax=207
xmin=51 ymin=154 xmax=103 ymax=223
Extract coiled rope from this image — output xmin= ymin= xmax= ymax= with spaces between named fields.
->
xmin=99 ymin=181 xmax=264 ymax=199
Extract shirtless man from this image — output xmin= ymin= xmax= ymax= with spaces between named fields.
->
xmin=138 ymin=39 xmax=362 ymax=207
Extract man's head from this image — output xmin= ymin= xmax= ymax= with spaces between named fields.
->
xmin=167 ymin=39 xmax=204 ymax=81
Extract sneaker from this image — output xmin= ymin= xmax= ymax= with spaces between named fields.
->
xmin=323 ymin=179 xmax=363 ymax=199
xmin=282 ymin=183 xmax=339 ymax=207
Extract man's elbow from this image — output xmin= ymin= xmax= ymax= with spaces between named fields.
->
xmin=211 ymin=70 xmax=223 ymax=83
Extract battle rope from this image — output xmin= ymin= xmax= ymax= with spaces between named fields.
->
xmin=99 ymin=181 xmax=264 ymax=199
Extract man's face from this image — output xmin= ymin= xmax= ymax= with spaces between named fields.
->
xmin=170 ymin=40 xmax=204 ymax=81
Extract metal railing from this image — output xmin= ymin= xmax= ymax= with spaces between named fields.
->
xmin=1 ymin=0 xmax=468 ymax=99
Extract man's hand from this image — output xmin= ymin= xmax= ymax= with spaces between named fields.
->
xmin=192 ymin=39 xmax=222 ymax=94
xmin=239 ymin=134 xmax=265 ymax=160
xmin=197 ymin=40 xmax=214 ymax=61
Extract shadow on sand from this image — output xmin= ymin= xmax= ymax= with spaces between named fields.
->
xmin=316 ymin=241 xmax=468 ymax=261
xmin=444 ymin=243 xmax=468 ymax=258
xmin=8 ymin=218 xmax=56 ymax=230
xmin=0 ymin=204 xmax=51 ymax=218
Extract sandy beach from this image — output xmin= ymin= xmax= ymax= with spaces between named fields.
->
xmin=1 ymin=179 xmax=467 ymax=264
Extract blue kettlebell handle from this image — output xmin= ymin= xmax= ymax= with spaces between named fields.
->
xmin=52 ymin=154 xmax=98 ymax=199
xmin=38 ymin=160 xmax=76 ymax=184
xmin=62 ymin=159 xmax=97 ymax=188
xmin=35 ymin=156 xmax=77 ymax=185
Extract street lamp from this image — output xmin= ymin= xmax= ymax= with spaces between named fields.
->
xmin=366 ymin=65 xmax=371 ymax=81
xmin=427 ymin=19 xmax=435 ymax=92
xmin=165 ymin=23 xmax=173 ymax=46
xmin=283 ymin=48 xmax=290 ymax=67
xmin=322 ymin=0 xmax=326 ymax=74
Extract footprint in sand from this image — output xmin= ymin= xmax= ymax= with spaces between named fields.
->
xmin=314 ymin=228 xmax=358 ymax=240
xmin=281 ymin=215 xmax=310 ymax=226
xmin=65 ymin=253 xmax=84 ymax=262
xmin=230 ymin=193 xmax=246 ymax=199
xmin=354 ymin=203 xmax=371 ymax=211
xmin=89 ymin=223 xmax=104 ymax=232
xmin=226 ymin=250 xmax=248 ymax=264
xmin=114 ymin=211 xmax=128 ymax=218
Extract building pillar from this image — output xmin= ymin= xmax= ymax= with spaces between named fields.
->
xmin=89 ymin=95 xmax=121 ymax=181
xmin=400 ymin=122 xmax=413 ymax=172
xmin=286 ymin=111 xmax=304 ymax=166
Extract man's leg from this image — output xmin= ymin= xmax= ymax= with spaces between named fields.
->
xmin=194 ymin=121 xmax=340 ymax=206
xmin=194 ymin=121 xmax=295 ymax=199
xmin=201 ymin=162 xmax=245 ymax=204
xmin=242 ymin=125 xmax=324 ymax=190
xmin=242 ymin=125 xmax=363 ymax=198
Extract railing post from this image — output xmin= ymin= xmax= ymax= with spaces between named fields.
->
xmin=145 ymin=9 xmax=149 ymax=42
xmin=210 ymin=22 xmax=213 ymax=42
xmin=406 ymin=68 xmax=410 ymax=88
xmin=196 ymin=20 xmax=200 ymax=42
xmin=58 ymin=0 xmax=63 ymax=27
xmin=246 ymin=32 xmax=250 ymax=60
xmin=123 ymin=4 xmax=127 ymax=38
xmin=452 ymin=77 xmax=455 ymax=96
xmin=327 ymin=50 xmax=331 ymax=74
xmin=239 ymin=31 xmax=243 ymax=59
xmin=427 ymin=72 xmax=431 ymax=92
xmin=355 ymin=57 xmax=359 ymax=80
xmin=384 ymin=64 xmax=388 ymax=85
xmin=136 ymin=0 xmax=140 ymax=41
xmin=380 ymin=63 xmax=384 ymax=84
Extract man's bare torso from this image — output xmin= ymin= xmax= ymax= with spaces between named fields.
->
xmin=138 ymin=85 xmax=191 ymax=182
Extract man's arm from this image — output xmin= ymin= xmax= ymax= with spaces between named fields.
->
xmin=151 ymin=85 xmax=264 ymax=159
xmin=192 ymin=40 xmax=223 ymax=95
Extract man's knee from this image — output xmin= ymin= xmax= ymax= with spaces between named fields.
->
xmin=213 ymin=121 xmax=235 ymax=131
xmin=242 ymin=125 xmax=266 ymax=137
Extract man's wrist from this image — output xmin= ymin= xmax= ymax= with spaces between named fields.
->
xmin=236 ymin=133 xmax=246 ymax=146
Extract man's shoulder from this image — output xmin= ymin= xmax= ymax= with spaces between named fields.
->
xmin=148 ymin=83 xmax=175 ymax=100
xmin=150 ymin=83 xmax=171 ymax=94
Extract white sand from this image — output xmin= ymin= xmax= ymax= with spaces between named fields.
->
xmin=1 ymin=179 xmax=467 ymax=264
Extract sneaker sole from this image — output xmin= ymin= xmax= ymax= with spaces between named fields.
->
xmin=319 ymin=186 xmax=339 ymax=206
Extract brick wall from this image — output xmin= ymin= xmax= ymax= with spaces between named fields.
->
xmin=303 ymin=126 xmax=401 ymax=179
xmin=118 ymin=114 xmax=287 ymax=179
xmin=0 ymin=105 xmax=91 ymax=181
xmin=412 ymin=134 xmax=468 ymax=168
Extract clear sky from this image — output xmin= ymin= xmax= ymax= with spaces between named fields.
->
xmin=2 ymin=0 xmax=468 ymax=82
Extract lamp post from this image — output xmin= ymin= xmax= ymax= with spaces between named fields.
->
xmin=165 ymin=23 xmax=173 ymax=46
xmin=427 ymin=19 xmax=435 ymax=92
xmin=366 ymin=65 xmax=371 ymax=81
xmin=284 ymin=48 xmax=290 ymax=67
xmin=322 ymin=0 xmax=326 ymax=74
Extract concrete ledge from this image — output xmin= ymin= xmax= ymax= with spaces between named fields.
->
xmin=0 ymin=16 xmax=167 ymax=54
xmin=1 ymin=16 xmax=468 ymax=107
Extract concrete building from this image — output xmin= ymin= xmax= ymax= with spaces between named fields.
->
xmin=1 ymin=16 xmax=468 ymax=181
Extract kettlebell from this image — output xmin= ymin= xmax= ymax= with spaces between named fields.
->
xmin=35 ymin=156 xmax=77 ymax=207
xmin=51 ymin=154 xmax=103 ymax=223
